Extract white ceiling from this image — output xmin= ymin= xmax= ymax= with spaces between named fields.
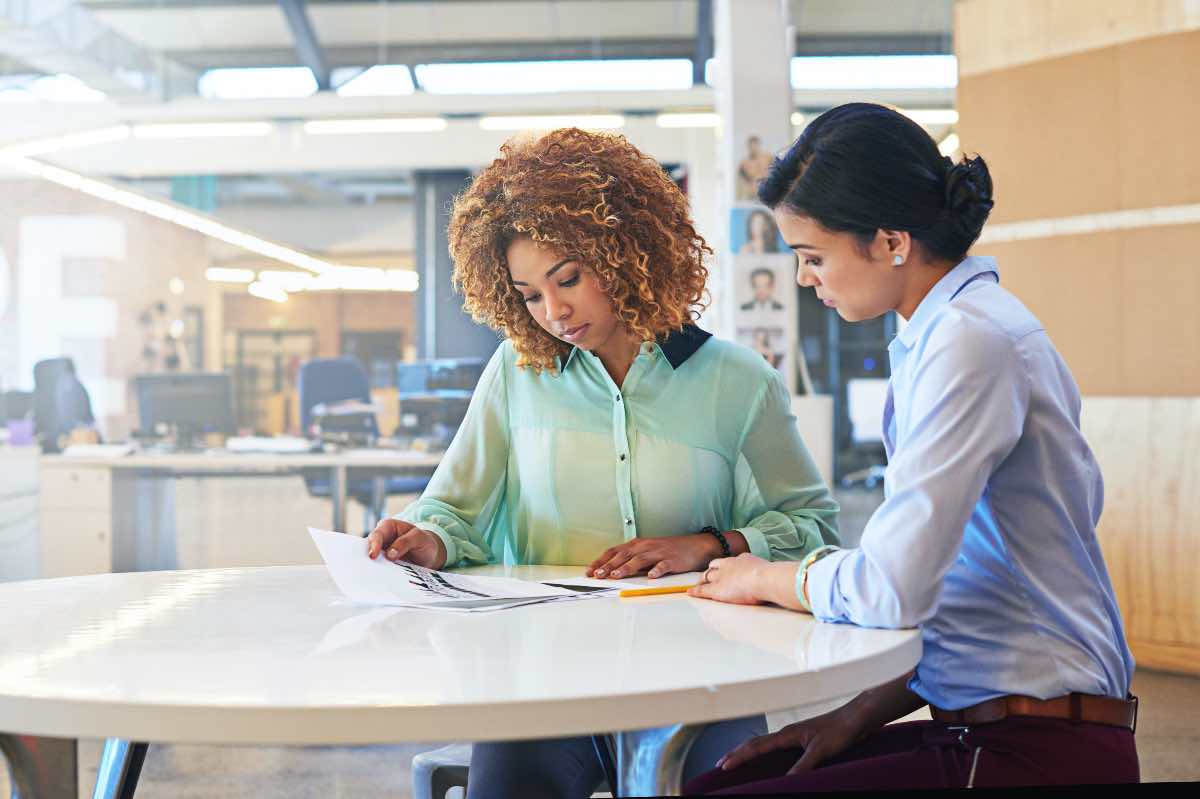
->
xmin=80 ymin=0 xmax=950 ymax=65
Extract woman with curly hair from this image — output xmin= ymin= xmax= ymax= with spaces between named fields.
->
xmin=365 ymin=127 xmax=839 ymax=798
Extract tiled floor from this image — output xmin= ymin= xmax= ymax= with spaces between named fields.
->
xmin=3 ymin=668 xmax=1196 ymax=796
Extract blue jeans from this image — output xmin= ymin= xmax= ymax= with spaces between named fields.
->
xmin=465 ymin=714 xmax=766 ymax=799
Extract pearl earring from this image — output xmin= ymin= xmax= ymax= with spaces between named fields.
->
xmin=892 ymin=255 xmax=904 ymax=266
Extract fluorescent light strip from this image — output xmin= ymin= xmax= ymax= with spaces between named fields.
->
xmin=1 ymin=154 xmax=336 ymax=275
xmin=259 ymin=266 xmax=419 ymax=293
xmin=248 ymin=281 xmax=289 ymax=303
xmin=417 ymin=59 xmax=693 ymax=95
xmin=655 ymin=113 xmax=720 ymax=129
xmin=131 ymin=122 xmax=274 ymax=139
xmin=303 ymin=117 xmax=447 ymax=135
xmin=205 ymin=267 xmax=256 ymax=283
xmin=0 ymin=125 xmax=131 ymax=159
xmin=979 ymin=203 xmax=1200 ymax=244
xmin=479 ymin=114 xmax=625 ymax=131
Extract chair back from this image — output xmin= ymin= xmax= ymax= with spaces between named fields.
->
xmin=297 ymin=357 xmax=379 ymax=438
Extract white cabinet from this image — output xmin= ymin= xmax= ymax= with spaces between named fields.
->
xmin=38 ymin=462 xmax=113 ymax=577
xmin=0 ymin=447 xmax=40 ymax=582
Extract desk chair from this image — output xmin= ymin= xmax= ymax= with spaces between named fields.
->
xmin=297 ymin=357 xmax=431 ymax=533
xmin=33 ymin=357 xmax=96 ymax=453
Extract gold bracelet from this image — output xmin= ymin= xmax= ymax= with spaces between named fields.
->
xmin=797 ymin=545 xmax=840 ymax=612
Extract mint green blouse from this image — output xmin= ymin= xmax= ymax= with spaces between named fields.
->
xmin=397 ymin=326 xmax=839 ymax=568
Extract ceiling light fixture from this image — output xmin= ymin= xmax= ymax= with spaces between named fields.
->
xmin=303 ymin=117 xmax=447 ymax=135
xmin=655 ymin=113 xmax=720 ymax=129
xmin=131 ymin=122 xmax=275 ymax=139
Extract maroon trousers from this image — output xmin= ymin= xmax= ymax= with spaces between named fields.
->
xmin=683 ymin=718 xmax=1139 ymax=794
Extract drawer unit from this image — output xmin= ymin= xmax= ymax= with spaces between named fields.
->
xmin=39 ymin=508 xmax=112 ymax=577
xmin=38 ymin=465 xmax=113 ymax=511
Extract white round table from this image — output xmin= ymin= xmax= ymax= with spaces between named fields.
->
xmin=0 ymin=565 xmax=920 ymax=797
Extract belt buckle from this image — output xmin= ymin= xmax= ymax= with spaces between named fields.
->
xmin=946 ymin=724 xmax=970 ymax=747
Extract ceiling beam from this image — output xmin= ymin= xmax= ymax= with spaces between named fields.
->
xmin=693 ymin=0 xmax=712 ymax=85
xmin=277 ymin=0 xmax=330 ymax=90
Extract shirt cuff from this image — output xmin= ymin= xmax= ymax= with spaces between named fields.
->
xmin=409 ymin=521 xmax=457 ymax=569
xmin=802 ymin=548 xmax=852 ymax=620
xmin=734 ymin=526 xmax=772 ymax=560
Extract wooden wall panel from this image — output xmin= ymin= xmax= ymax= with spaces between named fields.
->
xmin=975 ymin=233 xmax=1123 ymax=395
xmin=1082 ymin=398 xmax=1200 ymax=675
xmin=957 ymin=48 xmax=1120 ymax=224
xmin=955 ymin=0 xmax=1200 ymax=78
xmin=1118 ymin=225 xmax=1200 ymax=395
xmin=1116 ymin=30 xmax=1200 ymax=209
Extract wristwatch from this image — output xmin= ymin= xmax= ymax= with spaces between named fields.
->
xmin=798 ymin=545 xmax=841 ymax=612
xmin=700 ymin=526 xmax=731 ymax=558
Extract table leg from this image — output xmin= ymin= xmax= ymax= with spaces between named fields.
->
xmin=0 ymin=734 xmax=77 ymax=799
xmin=91 ymin=740 xmax=147 ymax=799
xmin=368 ymin=475 xmax=387 ymax=533
xmin=330 ymin=464 xmax=347 ymax=533
xmin=615 ymin=723 xmax=703 ymax=797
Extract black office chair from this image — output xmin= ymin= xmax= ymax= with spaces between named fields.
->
xmin=33 ymin=357 xmax=96 ymax=453
xmin=297 ymin=357 xmax=432 ymax=534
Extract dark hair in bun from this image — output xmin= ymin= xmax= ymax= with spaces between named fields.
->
xmin=758 ymin=102 xmax=993 ymax=263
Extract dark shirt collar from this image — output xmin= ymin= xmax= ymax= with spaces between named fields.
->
xmin=558 ymin=324 xmax=712 ymax=373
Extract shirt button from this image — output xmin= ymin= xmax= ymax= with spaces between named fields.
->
xmin=615 ymin=394 xmax=622 ymax=403
xmin=619 ymin=454 xmax=627 ymax=461
xmin=624 ymin=518 xmax=633 ymax=526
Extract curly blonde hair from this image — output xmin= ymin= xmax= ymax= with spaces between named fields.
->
xmin=447 ymin=127 xmax=711 ymax=371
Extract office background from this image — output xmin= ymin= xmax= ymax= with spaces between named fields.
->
xmin=1 ymin=0 xmax=1198 ymax=794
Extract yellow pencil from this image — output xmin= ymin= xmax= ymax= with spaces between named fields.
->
xmin=618 ymin=583 xmax=699 ymax=598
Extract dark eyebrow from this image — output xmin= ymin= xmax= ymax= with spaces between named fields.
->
xmin=786 ymin=242 xmax=819 ymax=251
xmin=511 ymin=258 xmax=574 ymax=286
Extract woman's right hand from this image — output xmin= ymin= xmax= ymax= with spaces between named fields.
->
xmin=716 ymin=702 xmax=867 ymax=775
xmin=366 ymin=518 xmax=448 ymax=570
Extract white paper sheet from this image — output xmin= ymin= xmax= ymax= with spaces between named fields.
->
xmin=308 ymin=528 xmax=622 ymax=611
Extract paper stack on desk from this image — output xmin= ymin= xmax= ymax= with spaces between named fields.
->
xmin=308 ymin=528 xmax=620 ymax=612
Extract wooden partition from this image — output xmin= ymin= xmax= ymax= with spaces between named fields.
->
xmin=957 ymin=1 xmax=1200 ymax=673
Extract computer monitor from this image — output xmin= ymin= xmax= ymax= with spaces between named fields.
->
xmin=134 ymin=373 xmax=236 ymax=447
xmin=427 ymin=358 xmax=486 ymax=392
xmin=847 ymin=378 xmax=889 ymax=445
xmin=396 ymin=362 xmax=431 ymax=397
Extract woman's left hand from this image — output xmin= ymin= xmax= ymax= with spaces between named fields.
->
xmin=687 ymin=553 xmax=772 ymax=605
xmin=587 ymin=533 xmax=721 ymax=579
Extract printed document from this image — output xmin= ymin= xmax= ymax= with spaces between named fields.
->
xmin=308 ymin=527 xmax=621 ymax=611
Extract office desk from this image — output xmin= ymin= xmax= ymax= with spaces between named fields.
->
xmin=29 ymin=450 xmax=442 ymax=578
xmin=0 ymin=564 xmax=920 ymax=798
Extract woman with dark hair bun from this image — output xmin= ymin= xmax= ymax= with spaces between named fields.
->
xmin=686 ymin=103 xmax=1138 ymax=792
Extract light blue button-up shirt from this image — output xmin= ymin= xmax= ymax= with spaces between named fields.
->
xmin=399 ymin=327 xmax=839 ymax=568
xmin=806 ymin=256 xmax=1134 ymax=709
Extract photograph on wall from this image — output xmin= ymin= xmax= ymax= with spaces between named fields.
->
xmin=731 ymin=252 xmax=799 ymax=393
xmin=737 ymin=262 xmax=790 ymax=317
xmin=736 ymin=325 xmax=787 ymax=371
xmin=736 ymin=135 xmax=773 ymax=202
xmin=729 ymin=204 xmax=789 ymax=255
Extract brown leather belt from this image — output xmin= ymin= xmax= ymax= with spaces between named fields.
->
xmin=931 ymin=693 xmax=1138 ymax=733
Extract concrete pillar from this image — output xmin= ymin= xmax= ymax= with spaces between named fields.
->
xmin=712 ymin=0 xmax=798 ymax=392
